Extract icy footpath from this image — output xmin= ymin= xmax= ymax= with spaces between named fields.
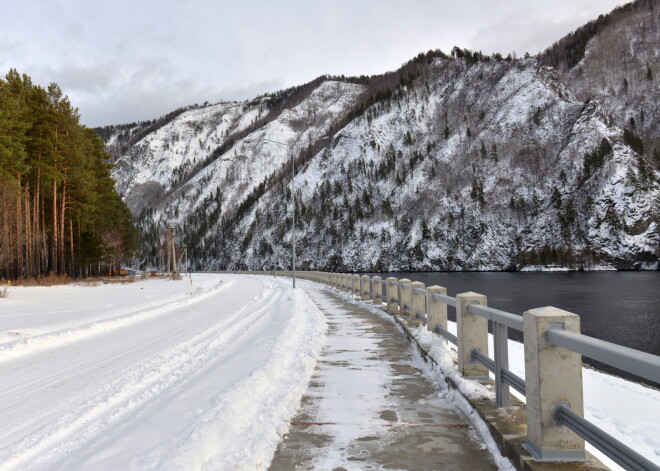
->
xmin=0 ymin=274 xmax=326 ymax=471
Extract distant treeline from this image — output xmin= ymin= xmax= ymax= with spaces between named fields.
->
xmin=0 ymin=70 xmax=137 ymax=280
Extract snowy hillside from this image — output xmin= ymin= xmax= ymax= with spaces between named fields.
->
xmin=112 ymin=100 xmax=271 ymax=214
xmin=224 ymin=59 xmax=658 ymax=271
xmin=541 ymin=0 xmax=659 ymax=157
xmin=102 ymin=2 xmax=659 ymax=272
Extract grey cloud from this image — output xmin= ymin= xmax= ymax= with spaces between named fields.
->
xmin=1 ymin=0 xmax=625 ymax=128
xmin=79 ymin=76 xmax=287 ymax=127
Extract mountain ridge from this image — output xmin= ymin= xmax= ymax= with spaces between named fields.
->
xmin=99 ymin=1 xmax=659 ymax=271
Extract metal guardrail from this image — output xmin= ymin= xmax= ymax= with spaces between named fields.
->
xmin=473 ymin=349 xmax=526 ymax=396
xmin=502 ymin=368 xmax=526 ymax=395
xmin=413 ymin=287 xmax=427 ymax=295
xmin=467 ymin=303 xmax=524 ymax=331
xmin=472 ymin=349 xmax=495 ymax=371
xmin=434 ymin=324 xmax=458 ymax=345
xmin=555 ymin=404 xmax=659 ymax=471
xmin=432 ymin=292 xmax=456 ymax=307
xmin=547 ymin=328 xmax=660 ymax=385
xmin=416 ymin=312 xmax=428 ymax=325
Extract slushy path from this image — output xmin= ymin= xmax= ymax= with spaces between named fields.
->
xmin=270 ymin=281 xmax=497 ymax=470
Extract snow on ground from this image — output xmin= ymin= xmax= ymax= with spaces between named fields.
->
xmin=0 ymin=274 xmax=326 ymax=471
xmin=2 ymin=274 xmax=655 ymax=470
xmin=0 ymin=275 xmax=224 ymax=344
xmin=325 ymin=286 xmax=660 ymax=470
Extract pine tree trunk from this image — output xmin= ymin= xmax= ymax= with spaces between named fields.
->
xmin=69 ymin=218 xmax=74 ymax=277
xmin=60 ymin=180 xmax=67 ymax=275
xmin=41 ymin=194 xmax=46 ymax=277
xmin=15 ymin=185 xmax=22 ymax=279
xmin=34 ymin=168 xmax=41 ymax=277
xmin=25 ymin=183 xmax=32 ymax=279
xmin=52 ymin=180 xmax=58 ymax=275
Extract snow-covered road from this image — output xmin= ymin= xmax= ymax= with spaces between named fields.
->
xmin=0 ymin=274 xmax=326 ymax=470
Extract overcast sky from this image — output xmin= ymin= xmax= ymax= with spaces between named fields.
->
xmin=1 ymin=0 xmax=624 ymax=127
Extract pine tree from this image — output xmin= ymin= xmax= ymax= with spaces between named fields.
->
xmin=491 ymin=143 xmax=499 ymax=162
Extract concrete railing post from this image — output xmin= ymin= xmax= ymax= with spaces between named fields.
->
xmin=455 ymin=292 xmax=489 ymax=379
xmin=410 ymin=281 xmax=425 ymax=326
xmin=385 ymin=277 xmax=399 ymax=314
xmin=523 ymin=307 xmax=585 ymax=462
xmin=343 ymin=274 xmax=350 ymax=292
xmin=426 ymin=285 xmax=447 ymax=335
xmin=361 ymin=275 xmax=371 ymax=301
xmin=352 ymin=275 xmax=360 ymax=297
xmin=372 ymin=276 xmax=382 ymax=305
xmin=398 ymin=279 xmax=412 ymax=317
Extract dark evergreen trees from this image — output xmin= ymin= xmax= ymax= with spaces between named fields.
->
xmin=0 ymin=70 xmax=137 ymax=280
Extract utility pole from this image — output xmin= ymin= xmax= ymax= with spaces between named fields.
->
xmin=171 ymin=227 xmax=178 ymax=278
xmin=291 ymin=145 xmax=296 ymax=289
xmin=242 ymin=135 xmax=328 ymax=289
xmin=165 ymin=229 xmax=171 ymax=273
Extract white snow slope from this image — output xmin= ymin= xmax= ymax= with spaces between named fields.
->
xmin=0 ymin=274 xmax=326 ymax=471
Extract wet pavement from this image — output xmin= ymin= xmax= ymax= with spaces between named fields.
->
xmin=269 ymin=284 xmax=498 ymax=471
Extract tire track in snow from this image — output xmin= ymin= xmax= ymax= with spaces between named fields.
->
xmin=135 ymin=275 xmax=327 ymax=470
xmin=0 ymin=277 xmax=280 ymax=471
xmin=0 ymin=280 xmax=235 ymax=363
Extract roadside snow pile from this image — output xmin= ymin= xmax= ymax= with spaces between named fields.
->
xmin=142 ymin=286 xmax=328 ymax=470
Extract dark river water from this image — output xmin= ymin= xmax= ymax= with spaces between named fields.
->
xmin=362 ymin=271 xmax=660 ymax=385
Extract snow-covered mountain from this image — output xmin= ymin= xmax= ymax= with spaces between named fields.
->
xmin=99 ymin=0 xmax=659 ymax=271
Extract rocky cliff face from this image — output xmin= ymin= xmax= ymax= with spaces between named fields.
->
xmin=101 ymin=2 xmax=659 ymax=271
xmin=540 ymin=0 xmax=659 ymax=158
